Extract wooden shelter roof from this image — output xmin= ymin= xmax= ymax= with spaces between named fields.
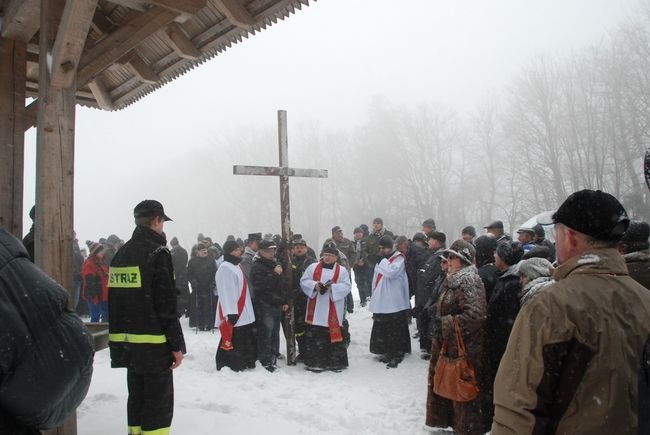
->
xmin=0 ymin=0 xmax=313 ymax=111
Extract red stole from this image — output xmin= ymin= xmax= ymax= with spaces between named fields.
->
xmin=306 ymin=262 xmax=343 ymax=343
xmin=373 ymin=252 xmax=404 ymax=288
xmin=218 ymin=266 xmax=248 ymax=351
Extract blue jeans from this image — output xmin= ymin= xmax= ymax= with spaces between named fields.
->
xmin=256 ymin=302 xmax=281 ymax=367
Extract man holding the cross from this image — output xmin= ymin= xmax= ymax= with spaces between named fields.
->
xmin=299 ymin=243 xmax=352 ymax=372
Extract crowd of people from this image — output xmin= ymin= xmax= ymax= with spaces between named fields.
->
xmin=12 ymin=190 xmax=650 ymax=434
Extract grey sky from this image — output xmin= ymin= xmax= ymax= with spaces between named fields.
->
xmin=23 ymin=0 xmax=638 ymax=248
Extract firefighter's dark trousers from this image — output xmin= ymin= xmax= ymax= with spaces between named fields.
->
xmin=127 ymin=368 xmax=174 ymax=434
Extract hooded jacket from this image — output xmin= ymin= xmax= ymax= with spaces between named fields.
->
xmin=0 ymin=229 xmax=94 ymax=432
xmin=492 ymin=248 xmax=650 ymax=435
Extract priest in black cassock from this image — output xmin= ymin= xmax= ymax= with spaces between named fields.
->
xmin=369 ymin=235 xmax=412 ymax=368
xmin=299 ymin=243 xmax=352 ymax=372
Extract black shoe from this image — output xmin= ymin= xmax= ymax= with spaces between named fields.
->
xmin=386 ymin=358 xmax=402 ymax=369
xmin=264 ymin=365 xmax=277 ymax=373
xmin=378 ymin=355 xmax=390 ymax=363
xmin=276 ymin=353 xmax=285 ymax=360
xmin=305 ymin=366 xmax=325 ymax=373
xmin=420 ymin=352 xmax=431 ymax=360
xmin=360 ymin=301 xmax=367 ymax=307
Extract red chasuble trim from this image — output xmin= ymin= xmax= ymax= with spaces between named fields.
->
xmin=306 ymin=262 xmax=343 ymax=343
xmin=218 ymin=266 xmax=248 ymax=351
xmin=373 ymin=252 xmax=404 ymax=288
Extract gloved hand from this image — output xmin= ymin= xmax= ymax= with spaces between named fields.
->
xmin=319 ymin=282 xmax=330 ymax=295
xmin=227 ymin=314 xmax=239 ymax=325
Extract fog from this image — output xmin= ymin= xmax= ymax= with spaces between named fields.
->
xmin=22 ymin=0 xmax=643 ymax=251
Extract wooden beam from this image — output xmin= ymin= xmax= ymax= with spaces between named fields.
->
xmin=102 ymin=0 xmax=147 ymax=12
xmin=143 ymin=0 xmax=206 ymax=22
xmin=50 ymin=0 xmax=99 ymax=88
xmin=88 ymin=77 xmax=114 ymax=110
xmin=90 ymin=8 xmax=115 ymax=35
xmin=128 ymin=54 xmax=159 ymax=83
xmin=163 ymin=22 xmax=200 ymax=59
xmin=0 ymin=37 xmax=26 ymax=238
xmin=213 ymin=0 xmax=256 ymax=28
xmin=0 ymin=0 xmax=40 ymax=42
xmin=77 ymin=6 xmax=178 ymax=87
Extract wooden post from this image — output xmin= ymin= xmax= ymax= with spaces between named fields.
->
xmin=0 ymin=37 xmax=26 ymax=238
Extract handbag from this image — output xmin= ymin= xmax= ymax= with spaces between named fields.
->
xmin=433 ymin=317 xmax=480 ymax=402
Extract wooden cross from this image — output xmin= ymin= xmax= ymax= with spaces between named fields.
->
xmin=233 ymin=110 xmax=328 ymax=364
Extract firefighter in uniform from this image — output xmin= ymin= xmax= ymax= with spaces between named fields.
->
xmin=108 ymin=200 xmax=186 ymax=435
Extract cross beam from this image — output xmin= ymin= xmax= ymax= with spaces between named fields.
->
xmin=233 ymin=110 xmax=328 ymax=365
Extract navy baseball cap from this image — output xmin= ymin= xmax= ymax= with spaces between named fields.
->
xmin=134 ymin=200 xmax=172 ymax=221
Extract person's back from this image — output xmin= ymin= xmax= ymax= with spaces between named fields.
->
xmin=0 ymin=228 xmax=94 ymax=434
xmin=492 ymin=190 xmax=650 ymax=435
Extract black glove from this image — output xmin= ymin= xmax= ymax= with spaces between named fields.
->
xmin=227 ymin=314 xmax=239 ymax=325
xmin=319 ymin=285 xmax=328 ymax=295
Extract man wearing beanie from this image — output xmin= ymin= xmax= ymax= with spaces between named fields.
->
xmin=108 ymin=200 xmax=185 ymax=435
xmin=366 ymin=218 xmax=394 ymax=270
xmin=290 ymin=237 xmax=317 ymax=361
xmin=299 ymin=244 xmax=352 ymax=372
xmin=618 ymin=220 xmax=650 ymax=289
xmin=369 ymin=235 xmax=411 ymax=368
xmin=421 ymin=218 xmax=436 ymax=238
xmin=215 ymin=240 xmax=257 ymax=372
xmin=484 ymin=240 xmax=524 ymax=426
xmin=492 ymin=190 xmax=650 ymax=435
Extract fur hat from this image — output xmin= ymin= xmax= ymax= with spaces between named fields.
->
xmin=519 ymin=257 xmax=553 ymax=281
xmin=496 ymin=241 xmax=524 ymax=266
xmin=443 ymin=240 xmax=476 ymax=265
xmin=247 ymin=233 xmax=262 ymax=242
xmin=86 ymin=240 xmax=104 ymax=257
xmin=539 ymin=189 xmax=629 ymax=241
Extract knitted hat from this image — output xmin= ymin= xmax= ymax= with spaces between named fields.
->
xmin=519 ymin=257 xmax=553 ymax=281
xmin=461 ymin=225 xmax=476 ymax=237
xmin=373 ymin=217 xmax=383 ymax=225
xmin=539 ymin=189 xmax=629 ymax=241
xmin=321 ymin=241 xmax=339 ymax=257
xmin=496 ymin=241 xmax=524 ymax=266
xmin=86 ymin=240 xmax=104 ymax=257
xmin=422 ymin=218 xmax=436 ymax=230
xmin=443 ymin=240 xmax=476 ymax=265
xmin=378 ymin=235 xmax=394 ymax=249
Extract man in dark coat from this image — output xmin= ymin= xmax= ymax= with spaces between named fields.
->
xmin=187 ymin=241 xmax=218 ymax=331
xmin=619 ymin=220 xmax=650 ymax=290
xmin=0 ymin=228 xmax=94 ymax=434
xmin=352 ymin=227 xmax=371 ymax=307
xmin=532 ymin=223 xmax=556 ymax=262
xmin=413 ymin=231 xmax=446 ymax=358
xmin=21 ymin=205 xmax=36 ymax=262
xmin=291 ymin=237 xmax=316 ymax=361
xmin=170 ymin=236 xmax=189 ymax=317
xmin=474 ymin=234 xmax=499 ymax=303
xmin=108 ymin=200 xmax=186 ymax=435
xmin=366 ymin=217 xmax=395 ymax=270
xmin=250 ymin=240 xmax=288 ymax=372
xmin=484 ymin=220 xmax=511 ymax=242
xmin=484 ymin=240 xmax=523 ymax=427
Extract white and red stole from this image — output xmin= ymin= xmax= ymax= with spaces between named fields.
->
xmin=373 ymin=251 xmax=404 ymax=289
xmin=306 ymin=262 xmax=342 ymax=343
xmin=218 ymin=266 xmax=248 ymax=351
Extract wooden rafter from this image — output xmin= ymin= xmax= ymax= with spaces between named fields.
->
xmin=145 ymin=0 xmax=206 ymax=22
xmin=77 ymin=6 xmax=178 ymax=87
xmin=162 ymin=22 xmax=200 ymax=59
xmin=0 ymin=0 xmax=41 ymax=42
xmin=88 ymin=77 xmax=114 ymax=109
xmin=213 ymin=0 xmax=257 ymax=28
xmin=50 ymin=0 xmax=99 ymax=88
xmin=128 ymin=54 xmax=159 ymax=83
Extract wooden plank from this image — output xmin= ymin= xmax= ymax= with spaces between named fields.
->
xmin=90 ymin=8 xmax=116 ymax=35
xmin=77 ymin=6 xmax=178 ymax=87
xmin=88 ymin=77 xmax=114 ymax=109
xmin=0 ymin=0 xmax=40 ymax=42
xmin=163 ymin=22 xmax=200 ymax=59
xmin=145 ymin=0 xmax=206 ymax=22
xmin=23 ymin=99 xmax=38 ymax=131
xmin=128 ymin=53 xmax=159 ymax=83
xmin=0 ymin=37 xmax=26 ymax=238
xmin=233 ymin=165 xmax=328 ymax=178
xmin=213 ymin=0 xmax=256 ymax=28
xmin=50 ymin=0 xmax=99 ymax=88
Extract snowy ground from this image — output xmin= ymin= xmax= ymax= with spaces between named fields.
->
xmin=77 ymin=298 xmax=452 ymax=435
